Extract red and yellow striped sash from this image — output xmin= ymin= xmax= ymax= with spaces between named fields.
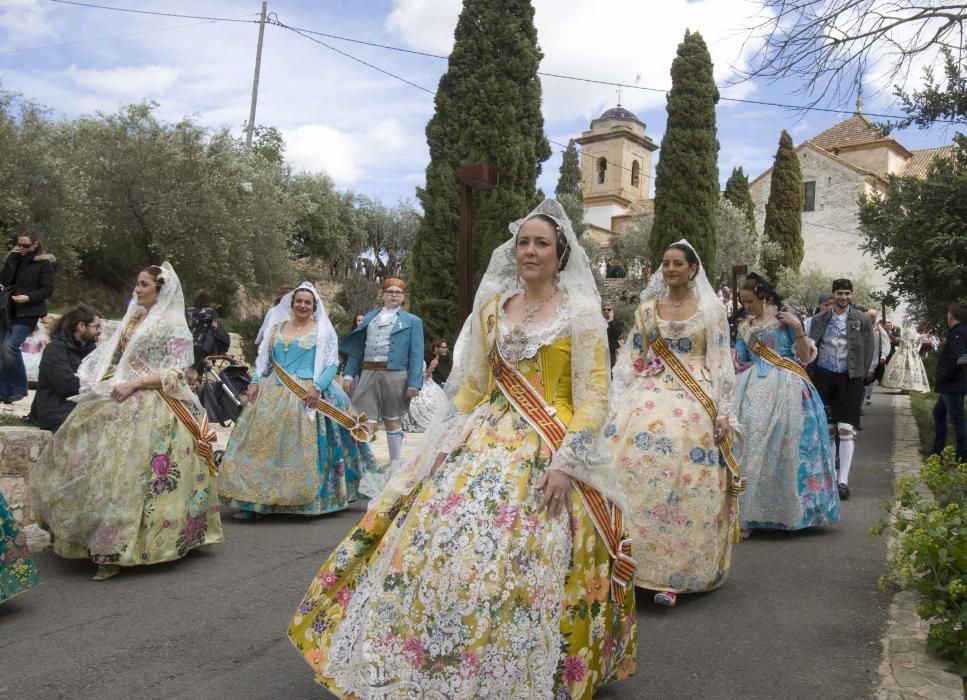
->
xmin=271 ymin=358 xmax=372 ymax=443
xmin=649 ymin=334 xmax=746 ymax=543
xmin=489 ymin=344 xmax=635 ymax=604
xmin=749 ymin=338 xmax=813 ymax=385
xmin=158 ymin=391 xmax=218 ymax=475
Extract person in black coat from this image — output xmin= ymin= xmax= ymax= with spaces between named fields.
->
xmin=933 ymin=303 xmax=967 ymax=461
xmin=0 ymin=232 xmax=56 ymax=402
xmin=29 ymin=304 xmax=102 ymax=432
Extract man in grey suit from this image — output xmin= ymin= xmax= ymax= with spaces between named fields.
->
xmin=807 ymin=278 xmax=875 ymax=500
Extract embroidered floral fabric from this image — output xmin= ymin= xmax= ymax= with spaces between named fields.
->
xmin=734 ymin=315 xmax=840 ymax=530
xmin=1 ymin=490 xmax=38 ymax=603
xmin=601 ymin=301 xmax=735 ymax=592
xmin=289 ymin=328 xmax=636 ymax=698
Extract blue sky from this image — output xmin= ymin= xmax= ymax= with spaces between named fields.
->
xmin=0 ymin=0 xmax=958 ymax=206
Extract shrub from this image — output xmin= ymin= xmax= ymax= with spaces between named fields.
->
xmin=876 ymin=448 xmax=967 ymax=675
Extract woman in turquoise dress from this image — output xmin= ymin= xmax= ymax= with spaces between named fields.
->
xmin=733 ymin=273 xmax=840 ymax=531
xmin=219 ymin=283 xmax=377 ymax=518
xmin=1 ymin=490 xmax=39 ymax=602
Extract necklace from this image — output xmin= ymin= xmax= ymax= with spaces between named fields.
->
xmin=521 ymin=288 xmax=558 ymax=325
xmin=283 ymin=320 xmax=313 ymax=351
xmin=667 ymin=295 xmax=690 ymax=308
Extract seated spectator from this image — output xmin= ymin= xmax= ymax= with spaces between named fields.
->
xmin=29 ymin=304 xmax=102 ymax=432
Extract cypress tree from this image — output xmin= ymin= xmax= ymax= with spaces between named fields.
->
xmin=649 ymin=30 xmax=720 ymax=273
xmin=409 ymin=0 xmax=550 ymax=339
xmin=762 ymin=130 xmax=804 ymax=278
xmin=723 ymin=166 xmax=756 ymax=234
xmin=555 ymin=139 xmax=586 ymax=237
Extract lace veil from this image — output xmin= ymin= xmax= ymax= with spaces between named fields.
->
xmin=253 ymin=281 xmax=338 ymax=383
xmin=77 ymin=261 xmax=196 ymax=405
xmin=613 ymin=238 xmax=736 ymax=417
xmin=374 ymin=198 xmax=623 ymax=508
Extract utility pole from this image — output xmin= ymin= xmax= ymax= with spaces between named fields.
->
xmin=245 ymin=1 xmax=268 ymax=150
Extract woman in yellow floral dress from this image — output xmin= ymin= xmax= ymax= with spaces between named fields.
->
xmin=289 ymin=200 xmax=636 ymax=699
xmin=601 ymin=241 xmax=739 ymax=607
xmin=30 ymin=263 xmax=223 ymax=580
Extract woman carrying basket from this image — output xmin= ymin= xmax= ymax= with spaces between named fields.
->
xmin=219 ymin=283 xmax=378 ymax=519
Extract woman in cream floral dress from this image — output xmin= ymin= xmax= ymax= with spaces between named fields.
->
xmin=30 ymin=264 xmax=222 ymax=580
xmin=601 ymin=241 xmax=739 ymax=607
xmin=882 ymin=323 xmax=931 ymax=393
xmin=289 ymin=200 xmax=636 ymax=699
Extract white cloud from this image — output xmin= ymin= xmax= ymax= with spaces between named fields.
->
xmin=67 ymin=64 xmax=182 ymax=97
xmin=0 ymin=0 xmax=53 ymax=45
xmin=285 ymin=124 xmax=361 ymax=183
xmin=386 ymin=0 xmax=769 ymax=124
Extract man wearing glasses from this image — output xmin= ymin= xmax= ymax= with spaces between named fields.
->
xmin=341 ymin=278 xmax=424 ymax=468
xmin=0 ymin=232 xmax=56 ymax=403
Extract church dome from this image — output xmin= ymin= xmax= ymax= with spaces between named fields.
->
xmin=598 ymin=105 xmax=640 ymax=121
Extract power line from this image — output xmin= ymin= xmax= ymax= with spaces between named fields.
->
xmin=0 ymin=17 xmax=255 ymax=55
xmin=45 ymin=0 xmax=957 ymax=125
xmin=46 ymin=0 xmax=261 ymax=24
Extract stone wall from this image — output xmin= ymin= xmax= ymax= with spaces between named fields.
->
xmin=750 ymin=146 xmax=887 ymax=289
xmin=0 ymin=426 xmax=52 ymax=526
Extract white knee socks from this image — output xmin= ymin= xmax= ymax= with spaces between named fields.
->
xmin=386 ymin=429 xmax=404 ymax=462
xmin=838 ymin=439 xmax=855 ymax=485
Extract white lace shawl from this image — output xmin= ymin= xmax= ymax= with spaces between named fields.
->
xmin=76 ymin=261 xmax=196 ymax=405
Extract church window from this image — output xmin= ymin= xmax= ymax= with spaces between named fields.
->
xmin=803 ymin=181 xmax=816 ymax=212
xmin=631 ymin=161 xmax=641 ymax=187
xmin=597 ymin=157 xmax=608 ymax=184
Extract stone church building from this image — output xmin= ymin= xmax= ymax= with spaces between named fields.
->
xmin=575 ymin=100 xmax=952 ymax=292
xmin=748 ymin=98 xmax=953 ymax=289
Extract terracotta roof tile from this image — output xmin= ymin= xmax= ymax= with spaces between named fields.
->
xmin=900 ymin=145 xmax=956 ymax=179
xmin=809 ymin=113 xmax=885 ymax=150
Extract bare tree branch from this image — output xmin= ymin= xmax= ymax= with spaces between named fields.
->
xmin=737 ymin=0 xmax=967 ymax=108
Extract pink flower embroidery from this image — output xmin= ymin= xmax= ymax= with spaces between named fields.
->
xmin=495 ymin=503 xmax=519 ymax=531
xmin=403 ymin=637 xmax=425 ymax=669
xmin=458 ymin=651 xmax=481 ymax=679
xmin=563 ymin=655 xmax=587 ymax=684
xmin=151 ymin=454 xmax=172 ymax=477
xmin=441 ymin=492 xmax=463 ymax=516
xmin=320 ymin=571 xmax=338 ymax=590
xmin=808 ymin=476 xmax=820 ymax=493
xmin=682 ymin=474 xmax=692 ymax=486
xmin=644 ymin=401 xmax=655 ymax=410
xmin=672 ymin=408 xmax=684 ymax=418
xmin=602 ymin=634 xmax=616 ymax=659
xmin=336 ymin=586 xmax=352 ymax=606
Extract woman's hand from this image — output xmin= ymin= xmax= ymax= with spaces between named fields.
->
xmin=776 ymin=310 xmax=802 ymax=332
xmin=343 ymin=377 xmax=354 ymax=397
xmin=714 ymin=416 xmax=730 ymax=444
xmin=111 ymin=380 xmax=139 ymax=403
xmin=303 ymin=387 xmax=320 ymax=409
xmin=430 ymin=451 xmax=448 ymax=476
xmin=246 ymin=383 xmax=259 ymax=403
xmin=537 ymin=469 xmax=573 ymax=519
xmin=11 ymin=294 xmax=28 ymax=304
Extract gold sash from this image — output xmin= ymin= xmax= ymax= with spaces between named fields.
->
xmin=648 ymin=333 xmax=746 ymax=544
xmin=749 ymin=338 xmax=813 ymax=385
xmin=158 ymin=391 xmax=218 ymax=475
xmin=270 ymin=357 xmax=372 ymax=443
xmin=488 ymin=343 xmax=635 ymax=604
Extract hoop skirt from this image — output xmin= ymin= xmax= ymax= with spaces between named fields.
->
xmin=734 ymin=319 xmax=840 ymax=530
xmin=289 ymin=333 xmax=636 ymax=699
xmin=219 ymin=330 xmax=378 ymax=515
xmin=602 ymin=303 xmax=735 ymax=593
xmin=31 ymin=371 xmax=223 ymax=566
xmin=1 ymin=490 xmax=39 ymax=602
xmin=882 ymin=327 xmax=931 ymax=393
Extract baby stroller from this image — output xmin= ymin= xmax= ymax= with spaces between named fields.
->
xmin=199 ymin=355 xmax=251 ymax=427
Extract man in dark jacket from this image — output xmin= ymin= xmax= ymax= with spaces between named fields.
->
xmin=30 ymin=304 xmax=101 ymax=432
xmin=0 ymin=232 xmax=56 ymax=402
xmin=933 ymin=303 xmax=967 ymax=461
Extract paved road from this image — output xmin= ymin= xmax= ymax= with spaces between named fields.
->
xmin=0 ymin=392 xmax=895 ymax=699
